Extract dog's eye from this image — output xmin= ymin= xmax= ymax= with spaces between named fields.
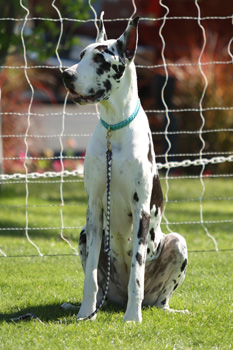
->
xmin=93 ymin=53 xmax=105 ymax=63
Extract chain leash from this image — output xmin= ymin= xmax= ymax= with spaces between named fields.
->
xmin=83 ymin=128 xmax=112 ymax=320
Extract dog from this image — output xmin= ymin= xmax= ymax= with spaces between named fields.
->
xmin=62 ymin=13 xmax=188 ymax=323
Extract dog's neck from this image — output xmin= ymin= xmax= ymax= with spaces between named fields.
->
xmin=99 ymin=62 xmax=138 ymax=125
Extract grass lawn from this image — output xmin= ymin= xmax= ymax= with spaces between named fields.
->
xmin=0 ymin=177 xmax=232 ymax=349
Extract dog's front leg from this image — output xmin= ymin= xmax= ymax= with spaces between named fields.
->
xmin=124 ymin=209 xmax=150 ymax=323
xmin=77 ymin=206 xmax=103 ymax=321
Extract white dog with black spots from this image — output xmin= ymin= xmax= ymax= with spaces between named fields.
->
xmin=62 ymin=14 xmax=188 ymax=323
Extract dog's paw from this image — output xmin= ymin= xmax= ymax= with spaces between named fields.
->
xmin=123 ymin=310 xmax=142 ymax=323
xmin=76 ymin=304 xmax=97 ymax=321
xmin=60 ymin=303 xmax=79 ymax=312
xmin=123 ymin=316 xmax=142 ymax=323
xmin=76 ymin=315 xmax=97 ymax=322
xmin=124 ymin=300 xmax=142 ymax=323
xmin=163 ymin=306 xmax=190 ymax=314
xmin=179 ymin=309 xmax=189 ymax=314
xmin=76 ymin=312 xmax=97 ymax=322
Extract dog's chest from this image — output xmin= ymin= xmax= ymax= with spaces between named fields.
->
xmin=84 ymin=124 xmax=154 ymax=269
xmin=84 ymin=120 xmax=152 ymax=211
xmin=85 ymin=136 xmax=140 ymax=211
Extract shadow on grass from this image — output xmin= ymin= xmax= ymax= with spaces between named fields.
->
xmin=0 ymin=303 xmax=80 ymax=324
xmin=0 ymin=302 xmax=124 ymax=324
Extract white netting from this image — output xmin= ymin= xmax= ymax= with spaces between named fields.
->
xmin=0 ymin=0 xmax=232 ymax=257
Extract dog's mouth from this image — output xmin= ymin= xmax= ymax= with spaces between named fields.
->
xmin=67 ymin=87 xmax=105 ymax=104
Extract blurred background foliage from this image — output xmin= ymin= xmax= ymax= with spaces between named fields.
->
xmin=0 ymin=0 xmax=90 ymax=64
xmin=0 ymin=0 xmax=232 ymax=174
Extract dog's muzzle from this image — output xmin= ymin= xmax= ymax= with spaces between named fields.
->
xmin=62 ymin=70 xmax=76 ymax=91
xmin=62 ymin=69 xmax=76 ymax=84
xmin=62 ymin=70 xmax=105 ymax=104
xmin=62 ymin=69 xmax=83 ymax=101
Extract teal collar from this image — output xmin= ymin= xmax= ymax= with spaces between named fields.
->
xmin=100 ymin=99 xmax=140 ymax=131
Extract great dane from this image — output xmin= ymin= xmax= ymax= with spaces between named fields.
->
xmin=62 ymin=14 xmax=188 ymax=322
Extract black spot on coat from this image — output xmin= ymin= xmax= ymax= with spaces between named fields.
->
xmin=93 ymin=53 xmax=105 ymax=64
xmin=136 ymin=279 xmax=140 ymax=287
xmin=181 ymin=258 xmax=187 ymax=272
xmin=147 ymin=133 xmax=153 ymax=163
xmin=94 ymin=54 xmax=111 ymax=75
xmin=137 ymin=210 xmax=150 ymax=245
xmin=79 ymin=229 xmax=86 ymax=245
xmin=105 ymin=48 xmax=115 ymax=56
xmin=80 ymin=50 xmax=86 ymax=60
xmin=136 ymin=252 xmax=143 ymax=266
xmin=103 ymin=79 xmax=112 ymax=92
xmin=150 ymin=175 xmax=163 ymax=212
xmin=116 ymin=40 xmax=124 ymax=55
xmin=150 ymin=228 xmax=155 ymax=241
xmin=112 ymin=64 xmax=125 ymax=80
xmin=133 ymin=192 xmax=139 ymax=202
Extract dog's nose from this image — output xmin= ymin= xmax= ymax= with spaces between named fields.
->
xmin=62 ymin=70 xmax=76 ymax=83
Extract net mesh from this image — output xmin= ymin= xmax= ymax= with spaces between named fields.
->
xmin=0 ymin=0 xmax=232 ymax=257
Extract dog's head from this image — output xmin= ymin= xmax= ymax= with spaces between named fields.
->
xmin=62 ymin=13 xmax=139 ymax=105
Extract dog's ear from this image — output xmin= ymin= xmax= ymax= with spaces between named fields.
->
xmin=116 ymin=16 xmax=140 ymax=64
xmin=97 ymin=11 xmax=108 ymax=42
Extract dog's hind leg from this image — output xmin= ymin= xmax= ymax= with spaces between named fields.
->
xmin=144 ymin=232 xmax=188 ymax=313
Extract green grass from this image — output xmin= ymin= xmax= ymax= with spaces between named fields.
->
xmin=0 ymin=177 xmax=233 ymax=349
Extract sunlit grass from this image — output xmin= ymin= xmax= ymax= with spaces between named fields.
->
xmin=0 ymin=177 xmax=232 ymax=349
